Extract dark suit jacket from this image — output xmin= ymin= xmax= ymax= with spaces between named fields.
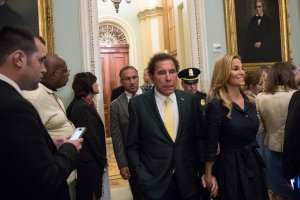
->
xmin=126 ymin=89 xmax=205 ymax=199
xmin=110 ymin=85 xmax=125 ymax=102
xmin=67 ymin=98 xmax=107 ymax=169
xmin=0 ymin=80 xmax=78 ymax=200
xmin=283 ymin=90 xmax=300 ymax=179
xmin=110 ymin=92 xmax=130 ymax=168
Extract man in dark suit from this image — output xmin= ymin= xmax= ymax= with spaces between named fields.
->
xmin=283 ymin=90 xmax=300 ymax=182
xmin=244 ymin=0 xmax=280 ymax=62
xmin=110 ymin=65 xmax=143 ymax=199
xmin=126 ymin=53 xmax=207 ymax=200
xmin=110 ymin=85 xmax=125 ymax=102
xmin=0 ymin=26 xmax=83 ymax=200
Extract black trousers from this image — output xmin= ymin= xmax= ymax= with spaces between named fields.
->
xmin=129 ymin=168 xmax=144 ymax=200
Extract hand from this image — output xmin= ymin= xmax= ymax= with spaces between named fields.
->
xmin=202 ymin=174 xmax=218 ymax=198
xmin=254 ymin=42 xmax=262 ymax=48
xmin=51 ymin=135 xmax=68 ymax=149
xmin=67 ymin=138 xmax=84 ymax=152
xmin=120 ymin=167 xmax=131 ymax=180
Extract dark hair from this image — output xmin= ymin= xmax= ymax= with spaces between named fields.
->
xmin=147 ymin=53 xmax=179 ymax=76
xmin=36 ymin=35 xmax=46 ymax=45
xmin=264 ymin=62 xmax=297 ymax=94
xmin=72 ymin=72 xmax=97 ymax=98
xmin=244 ymin=71 xmax=261 ymax=90
xmin=119 ymin=65 xmax=138 ymax=79
xmin=256 ymin=65 xmax=270 ymax=75
xmin=0 ymin=26 xmax=37 ymax=65
xmin=254 ymin=0 xmax=265 ymax=9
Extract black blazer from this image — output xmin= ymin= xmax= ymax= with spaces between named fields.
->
xmin=283 ymin=90 xmax=300 ymax=179
xmin=67 ymin=98 xmax=107 ymax=169
xmin=126 ymin=89 xmax=205 ymax=199
xmin=0 ymin=80 xmax=78 ymax=200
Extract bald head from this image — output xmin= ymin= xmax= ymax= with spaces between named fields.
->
xmin=41 ymin=53 xmax=69 ymax=90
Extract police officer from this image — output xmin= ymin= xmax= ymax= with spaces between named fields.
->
xmin=178 ymin=67 xmax=206 ymax=112
xmin=178 ymin=67 xmax=210 ymax=199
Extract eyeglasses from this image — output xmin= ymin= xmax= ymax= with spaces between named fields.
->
xmin=121 ymin=76 xmax=138 ymax=82
xmin=53 ymin=69 xmax=70 ymax=75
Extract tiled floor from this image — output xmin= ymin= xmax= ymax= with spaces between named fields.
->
xmin=106 ymin=138 xmax=129 ymax=188
xmin=106 ymin=138 xmax=133 ymax=199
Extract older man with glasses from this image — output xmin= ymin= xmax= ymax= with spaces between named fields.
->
xmin=22 ymin=53 xmax=77 ymax=200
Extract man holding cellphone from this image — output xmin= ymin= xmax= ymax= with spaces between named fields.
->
xmin=0 ymin=26 xmax=83 ymax=200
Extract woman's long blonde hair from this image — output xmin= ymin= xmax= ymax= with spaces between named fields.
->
xmin=208 ymin=54 xmax=254 ymax=118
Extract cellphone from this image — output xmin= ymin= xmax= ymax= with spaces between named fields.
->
xmin=290 ymin=176 xmax=300 ymax=191
xmin=70 ymin=127 xmax=86 ymax=140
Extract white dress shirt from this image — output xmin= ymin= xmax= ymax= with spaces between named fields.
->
xmin=125 ymin=87 xmax=143 ymax=102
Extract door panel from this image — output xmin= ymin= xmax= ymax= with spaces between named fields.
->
xmin=100 ymin=44 xmax=129 ymax=137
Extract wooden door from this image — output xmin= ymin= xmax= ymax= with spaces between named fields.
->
xmin=100 ymin=44 xmax=129 ymax=137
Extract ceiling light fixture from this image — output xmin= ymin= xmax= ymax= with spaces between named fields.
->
xmin=102 ymin=0 xmax=131 ymax=13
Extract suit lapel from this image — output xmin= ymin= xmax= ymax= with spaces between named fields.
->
xmin=119 ymin=92 xmax=129 ymax=118
xmin=143 ymin=91 xmax=170 ymax=136
xmin=175 ymin=90 xmax=184 ymax=140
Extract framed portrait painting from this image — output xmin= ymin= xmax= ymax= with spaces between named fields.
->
xmin=0 ymin=0 xmax=54 ymax=52
xmin=225 ymin=0 xmax=291 ymax=70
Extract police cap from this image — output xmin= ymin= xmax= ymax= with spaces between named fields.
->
xmin=178 ymin=68 xmax=201 ymax=84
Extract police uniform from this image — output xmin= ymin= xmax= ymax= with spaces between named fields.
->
xmin=178 ymin=68 xmax=209 ymax=200
xmin=178 ymin=68 xmax=207 ymax=113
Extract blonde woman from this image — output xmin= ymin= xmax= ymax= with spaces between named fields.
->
xmin=204 ymin=55 xmax=268 ymax=200
xmin=256 ymin=62 xmax=299 ymax=200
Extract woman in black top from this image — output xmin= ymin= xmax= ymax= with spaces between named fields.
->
xmin=67 ymin=72 xmax=107 ymax=200
xmin=204 ymin=55 xmax=268 ymax=200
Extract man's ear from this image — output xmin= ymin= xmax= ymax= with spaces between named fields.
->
xmin=149 ymin=74 xmax=153 ymax=81
xmin=12 ymin=50 xmax=26 ymax=68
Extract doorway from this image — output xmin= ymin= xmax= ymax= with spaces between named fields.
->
xmin=100 ymin=43 xmax=129 ymax=137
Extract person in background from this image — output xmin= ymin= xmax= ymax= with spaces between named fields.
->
xmin=126 ymin=53 xmax=211 ymax=200
xmin=178 ymin=67 xmax=207 ymax=115
xmin=67 ymin=72 xmax=107 ymax=200
xmin=111 ymin=85 xmax=125 ymax=102
xmin=110 ymin=65 xmax=143 ymax=200
xmin=140 ymin=68 xmax=154 ymax=92
xmin=256 ymin=62 xmax=298 ymax=200
xmin=244 ymin=70 xmax=264 ymax=97
xmin=256 ymin=66 xmax=270 ymax=91
xmin=283 ymin=90 xmax=300 ymax=199
xmin=204 ymin=54 xmax=268 ymax=200
xmin=290 ymin=62 xmax=300 ymax=87
xmin=22 ymin=53 xmax=77 ymax=200
xmin=0 ymin=26 xmax=82 ymax=200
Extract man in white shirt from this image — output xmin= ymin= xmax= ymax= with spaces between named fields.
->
xmin=23 ymin=53 xmax=76 ymax=200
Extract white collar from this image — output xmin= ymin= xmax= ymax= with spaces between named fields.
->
xmin=125 ymin=87 xmax=143 ymax=99
xmin=0 ymin=73 xmax=22 ymax=95
xmin=154 ymin=88 xmax=176 ymax=105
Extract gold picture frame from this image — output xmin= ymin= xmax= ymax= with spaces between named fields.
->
xmin=2 ymin=0 xmax=54 ymax=53
xmin=38 ymin=0 xmax=55 ymax=53
xmin=224 ymin=0 xmax=291 ymax=71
